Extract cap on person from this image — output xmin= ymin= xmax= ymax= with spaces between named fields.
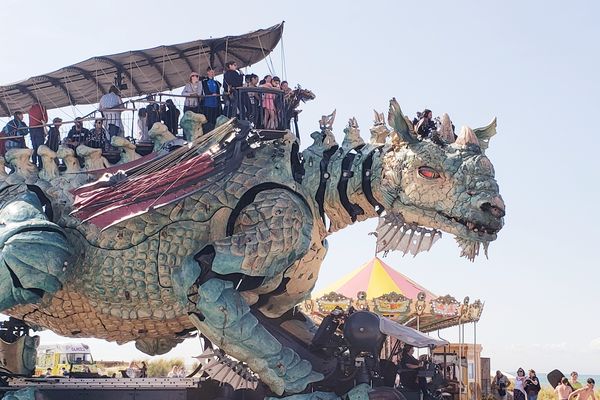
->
xmin=189 ymin=72 xmax=199 ymax=79
xmin=588 ymin=378 xmax=595 ymax=385
xmin=53 ymin=117 xmax=63 ymax=123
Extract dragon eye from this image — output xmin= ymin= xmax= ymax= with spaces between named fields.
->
xmin=418 ymin=166 xmax=441 ymax=180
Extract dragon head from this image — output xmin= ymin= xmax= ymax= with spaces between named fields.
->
xmin=374 ymin=99 xmax=505 ymax=260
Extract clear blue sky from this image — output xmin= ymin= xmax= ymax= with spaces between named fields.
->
xmin=1 ymin=0 xmax=599 ymax=376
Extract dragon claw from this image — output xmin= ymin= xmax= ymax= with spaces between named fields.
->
xmin=189 ymin=278 xmax=323 ymax=395
xmin=0 ymin=190 xmax=72 ymax=311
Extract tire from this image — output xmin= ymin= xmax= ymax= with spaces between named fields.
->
xmin=368 ymin=387 xmax=408 ymax=400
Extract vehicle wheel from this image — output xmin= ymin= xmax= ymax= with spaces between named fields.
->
xmin=368 ymin=387 xmax=408 ymax=400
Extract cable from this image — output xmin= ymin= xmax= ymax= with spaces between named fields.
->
xmin=280 ymin=35 xmax=287 ymax=81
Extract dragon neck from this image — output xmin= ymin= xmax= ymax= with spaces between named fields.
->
xmin=304 ymin=143 xmax=392 ymax=234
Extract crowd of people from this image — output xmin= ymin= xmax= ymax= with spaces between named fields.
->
xmin=493 ymin=369 xmax=542 ymax=400
xmin=167 ymin=365 xmax=187 ymax=378
xmin=126 ymin=361 xmax=147 ymax=378
xmin=0 ymin=62 xmax=296 ymax=170
xmin=183 ymin=62 xmax=294 ymax=131
xmin=554 ymin=372 xmax=596 ymax=400
xmin=492 ymin=369 xmax=596 ymax=400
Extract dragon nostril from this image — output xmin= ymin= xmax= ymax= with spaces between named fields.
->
xmin=480 ymin=202 xmax=505 ymax=218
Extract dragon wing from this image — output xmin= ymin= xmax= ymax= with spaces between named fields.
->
xmin=71 ymin=119 xmax=244 ymax=230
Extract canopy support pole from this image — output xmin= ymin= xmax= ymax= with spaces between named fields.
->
xmin=458 ymin=321 xmax=463 ymax=400
xmin=473 ymin=321 xmax=477 ymax=400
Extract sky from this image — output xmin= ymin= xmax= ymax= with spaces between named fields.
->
xmin=1 ymin=0 xmax=600 ymax=376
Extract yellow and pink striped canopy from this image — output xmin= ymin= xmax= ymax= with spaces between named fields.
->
xmin=314 ymin=257 xmax=436 ymax=300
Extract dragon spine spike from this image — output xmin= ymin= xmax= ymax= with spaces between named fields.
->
xmin=373 ymin=110 xmax=385 ymax=126
xmin=319 ymin=110 xmax=336 ymax=130
xmin=439 ymin=113 xmax=455 ymax=144
xmin=455 ymin=125 xmax=480 ymax=148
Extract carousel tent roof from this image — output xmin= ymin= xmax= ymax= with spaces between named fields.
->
xmin=309 ymin=257 xmax=483 ymax=333
xmin=314 ymin=257 xmax=436 ymax=300
xmin=0 ymin=23 xmax=284 ymax=118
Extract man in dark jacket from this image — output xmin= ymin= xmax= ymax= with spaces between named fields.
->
xmin=223 ymin=61 xmax=243 ymax=118
xmin=45 ymin=117 xmax=63 ymax=152
xmin=65 ymin=117 xmax=90 ymax=150
xmin=201 ymin=67 xmax=222 ymax=131
xmin=161 ymin=99 xmax=181 ymax=135
xmin=145 ymin=95 xmax=162 ymax=131
xmin=415 ymin=109 xmax=437 ymax=139
xmin=3 ymin=111 xmax=29 ymax=152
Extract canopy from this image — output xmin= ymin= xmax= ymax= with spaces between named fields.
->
xmin=305 ymin=257 xmax=484 ymax=333
xmin=313 ymin=256 xmax=436 ymax=300
xmin=0 ymin=23 xmax=284 ymax=118
xmin=379 ymin=317 xmax=448 ymax=348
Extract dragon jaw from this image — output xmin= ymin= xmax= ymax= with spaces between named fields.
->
xmin=374 ymin=199 xmax=504 ymax=261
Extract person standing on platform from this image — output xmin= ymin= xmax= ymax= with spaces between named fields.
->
xmin=65 ymin=117 xmax=90 ymax=150
xmin=223 ymin=61 xmax=243 ymax=118
xmin=145 ymin=95 xmax=161 ymax=132
xmin=161 ymin=99 xmax=180 ymax=135
xmin=3 ymin=111 xmax=29 ymax=152
xmin=137 ymin=108 xmax=149 ymax=141
xmin=201 ymin=67 xmax=222 ymax=131
xmin=45 ymin=117 xmax=63 ymax=152
xmin=182 ymin=72 xmax=203 ymax=114
xmin=28 ymin=103 xmax=48 ymax=167
xmin=99 ymin=85 xmax=124 ymax=138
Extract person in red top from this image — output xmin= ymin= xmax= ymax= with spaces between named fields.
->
xmin=29 ymin=103 xmax=48 ymax=168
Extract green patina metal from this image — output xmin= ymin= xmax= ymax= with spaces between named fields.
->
xmin=0 ymin=100 xmax=504 ymax=397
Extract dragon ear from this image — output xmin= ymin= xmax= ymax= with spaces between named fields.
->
xmin=472 ymin=117 xmax=497 ymax=152
xmin=388 ymin=98 xmax=417 ymax=147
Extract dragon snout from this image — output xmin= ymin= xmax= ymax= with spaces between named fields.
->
xmin=479 ymin=196 xmax=505 ymax=218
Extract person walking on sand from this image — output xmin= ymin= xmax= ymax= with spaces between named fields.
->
xmin=525 ymin=369 xmax=541 ymax=400
xmin=556 ymin=377 xmax=573 ymax=400
xmin=571 ymin=372 xmax=583 ymax=391
xmin=569 ymin=378 xmax=596 ymax=400
xmin=492 ymin=370 xmax=509 ymax=400
xmin=514 ymin=368 xmax=527 ymax=400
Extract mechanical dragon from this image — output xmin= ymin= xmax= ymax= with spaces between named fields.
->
xmin=0 ymin=99 xmax=504 ymax=399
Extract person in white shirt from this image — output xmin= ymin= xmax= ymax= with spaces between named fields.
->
xmin=513 ymin=368 xmax=527 ymax=400
xmin=99 ymin=85 xmax=124 ymax=138
xmin=137 ymin=108 xmax=149 ymax=141
xmin=182 ymin=72 xmax=203 ymax=114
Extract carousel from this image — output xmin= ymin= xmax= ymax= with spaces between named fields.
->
xmin=302 ymin=257 xmax=486 ymax=400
